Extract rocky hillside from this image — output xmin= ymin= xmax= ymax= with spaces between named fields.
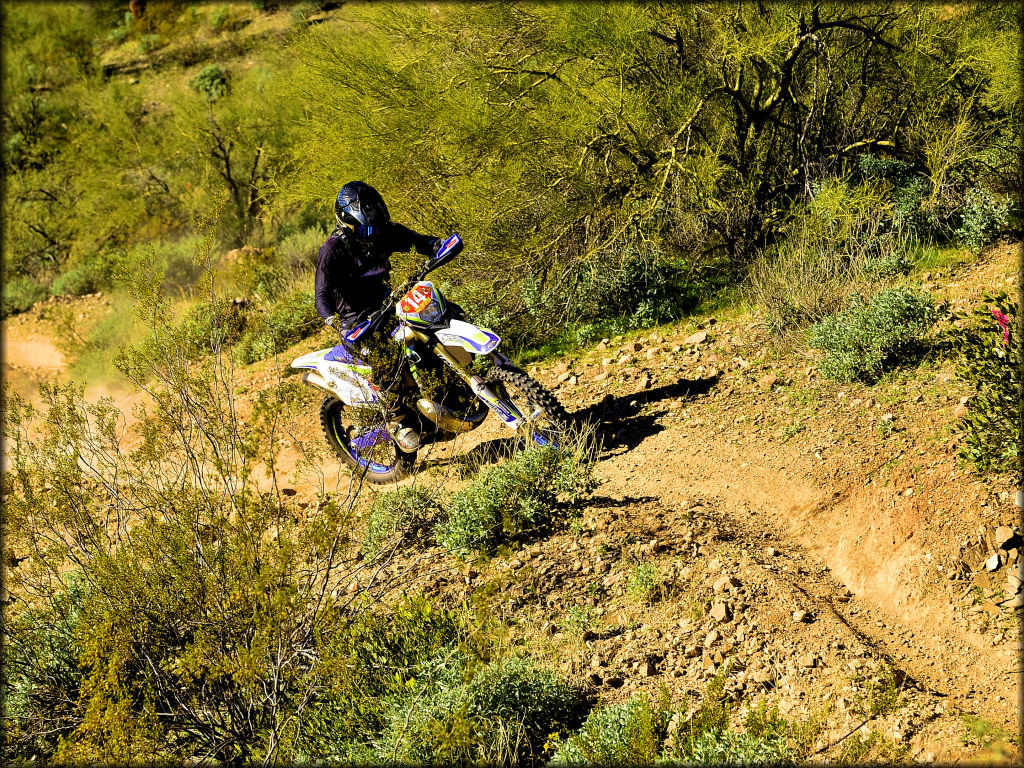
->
xmin=3 ymin=243 xmax=1020 ymax=762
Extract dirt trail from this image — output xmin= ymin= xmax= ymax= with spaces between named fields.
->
xmin=3 ymin=244 xmax=1019 ymax=761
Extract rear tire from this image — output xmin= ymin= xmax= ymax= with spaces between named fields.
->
xmin=487 ymin=364 xmax=570 ymax=446
xmin=320 ymin=396 xmax=415 ymax=484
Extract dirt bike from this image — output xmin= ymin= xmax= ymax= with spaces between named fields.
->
xmin=290 ymin=234 xmax=569 ymax=484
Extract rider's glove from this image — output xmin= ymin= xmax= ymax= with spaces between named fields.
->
xmin=431 ymin=237 xmax=444 ymax=255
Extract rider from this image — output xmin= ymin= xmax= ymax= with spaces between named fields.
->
xmin=315 ymin=180 xmax=443 ymax=451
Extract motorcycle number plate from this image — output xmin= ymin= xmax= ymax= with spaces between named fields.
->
xmin=400 ymin=285 xmax=433 ymax=314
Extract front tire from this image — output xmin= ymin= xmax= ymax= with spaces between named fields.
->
xmin=487 ymin=364 xmax=570 ymax=447
xmin=320 ymin=396 xmax=415 ymax=484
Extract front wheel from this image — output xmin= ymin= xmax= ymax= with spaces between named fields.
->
xmin=487 ymin=364 xmax=570 ymax=447
xmin=320 ymin=396 xmax=415 ymax=484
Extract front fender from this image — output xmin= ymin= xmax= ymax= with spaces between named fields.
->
xmin=435 ymin=319 xmax=501 ymax=354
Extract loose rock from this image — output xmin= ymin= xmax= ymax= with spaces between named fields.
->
xmin=710 ymin=600 xmax=731 ymax=623
xmin=684 ymin=330 xmax=708 ymax=346
xmin=995 ymin=526 xmax=1017 ymax=549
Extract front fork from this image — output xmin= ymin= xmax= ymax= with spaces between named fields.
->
xmin=411 ymin=342 xmax=527 ymax=430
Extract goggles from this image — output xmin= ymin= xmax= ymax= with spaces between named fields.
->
xmin=352 ymin=224 xmax=384 ymax=239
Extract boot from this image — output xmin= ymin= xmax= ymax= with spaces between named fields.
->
xmin=388 ymin=421 xmax=421 ymax=452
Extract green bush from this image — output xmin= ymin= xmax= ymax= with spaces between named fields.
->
xmin=627 ymin=562 xmax=663 ymax=604
xmin=2 ymin=276 xmax=48 ymax=316
xmin=746 ymin=179 xmax=914 ymax=335
xmin=435 ymin=438 xmax=596 ymax=556
xmin=382 ymin=656 xmax=585 ymax=765
xmin=275 ymin=224 xmax=326 ymax=275
xmin=124 ymin=237 xmax=206 ymax=291
xmin=175 ymin=297 xmax=249 ymax=359
xmin=4 ymin=575 xmax=88 ymax=760
xmin=568 ymin=245 xmax=699 ymax=332
xmin=552 ymin=670 xmax=795 ymax=766
xmin=303 ymin=597 xmax=468 ymax=759
xmin=680 ymin=727 xmax=792 ymax=763
xmin=809 ymin=285 xmax=937 ymax=382
xmin=233 ymin=284 xmax=321 ymax=365
xmin=955 ymin=186 xmax=1012 ymax=251
xmin=551 ymin=695 xmax=669 ymax=766
xmin=50 ymin=263 xmax=106 ymax=297
xmin=363 ymin=484 xmax=445 ymax=556
xmin=191 ymin=64 xmax=231 ymax=102
xmin=462 ymin=657 xmax=584 ymax=753
xmin=137 ymin=33 xmax=161 ymax=54
xmin=857 ymin=153 xmax=934 ymax=237
xmin=2 ymin=369 xmax=356 ymax=764
xmin=950 ymin=292 xmax=1021 ymax=472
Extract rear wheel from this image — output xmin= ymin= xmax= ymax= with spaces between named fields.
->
xmin=487 ymin=365 xmax=570 ymax=447
xmin=320 ymin=396 xmax=415 ymax=484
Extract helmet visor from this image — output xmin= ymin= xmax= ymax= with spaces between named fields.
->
xmin=354 ymin=224 xmax=382 ymax=239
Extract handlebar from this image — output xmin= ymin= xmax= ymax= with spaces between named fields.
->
xmin=377 ymin=234 xmax=462 ymax=312
xmin=348 ymin=233 xmax=463 ymax=339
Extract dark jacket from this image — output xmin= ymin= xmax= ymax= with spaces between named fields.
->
xmin=314 ymin=224 xmax=438 ymax=328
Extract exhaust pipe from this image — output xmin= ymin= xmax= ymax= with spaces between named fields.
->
xmin=416 ymin=398 xmax=486 ymax=433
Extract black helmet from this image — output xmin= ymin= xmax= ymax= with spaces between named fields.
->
xmin=334 ymin=181 xmax=390 ymax=239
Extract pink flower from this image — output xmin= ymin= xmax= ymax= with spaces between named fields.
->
xmin=992 ymin=309 xmax=1010 ymax=346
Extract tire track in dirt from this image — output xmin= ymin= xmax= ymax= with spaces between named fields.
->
xmin=585 ymin=392 xmax=1017 ymax=759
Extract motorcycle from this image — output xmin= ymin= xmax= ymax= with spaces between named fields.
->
xmin=290 ymin=234 xmax=569 ymax=484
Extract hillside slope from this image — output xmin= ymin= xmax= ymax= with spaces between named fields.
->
xmin=3 ymin=243 xmax=1020 ymax=761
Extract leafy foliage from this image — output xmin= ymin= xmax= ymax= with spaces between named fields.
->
xmin=436 ymin=436 xmax=597 ymax=556
xmin=191 ymin=63 xmax=231 ymax=102
xmin=955 ymin=187 xmax=1013 ymax=251
xmin=950 ymin=292 xmax=1021 ymax=473
xmin=378 ymin=656 xmax=586 ymax=765
xmin=2 ymin=276 xmax=48 ymax=317
xmin=283 ymin=2 xmax=1017 ymax=347
xmin=4 ymin=575 xmax=89 ymax=760
xmin=232 ymin=283 xmax=322 ymax=365
xmin=809 ymin=285 xmax=937 ymax=382
xmin=747 ymin=180 xmax=911 ymax=335
xmin=362 ymin=484 xmax=445 ymax=556
xmin=627 ymin=562 xmax=664 ymax=604
xmin=1 ymin=211 xmax=363 ymax=765
xmin=551 ymin=695 xmax=669 ymax=766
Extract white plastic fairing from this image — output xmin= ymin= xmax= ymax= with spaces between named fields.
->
xmin=291 ymin=346 xmax=377 ymax=405
xmin=435 ymin=319 xmax=501 ymax=354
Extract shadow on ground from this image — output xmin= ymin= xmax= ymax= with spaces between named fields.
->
xmin=425 ymin=373 xmax=720 ymax=472
xmin=573 ymin=374 xmax=721 ymax=453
